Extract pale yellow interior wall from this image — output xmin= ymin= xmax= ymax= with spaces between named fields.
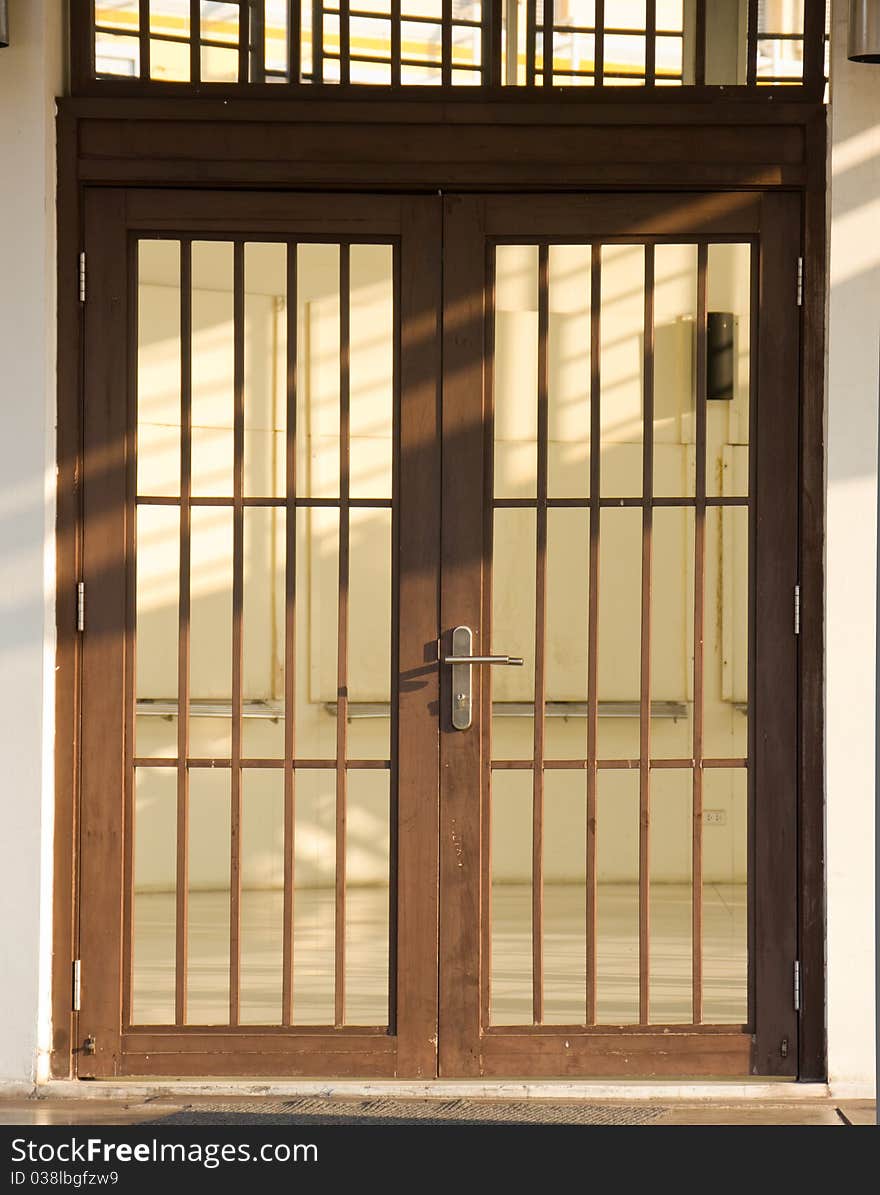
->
xmin=133 ymin=237 xmax=751 ymax=895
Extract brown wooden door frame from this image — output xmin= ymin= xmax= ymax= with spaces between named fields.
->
xmin=438 ymin=191 xmax=801 ymax=1078
xmin=77 ymin=187 xmax=442 ymax=1078
xmin=73 ymin=183 xmax=803 ymax=1080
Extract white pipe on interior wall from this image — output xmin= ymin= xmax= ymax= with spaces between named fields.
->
xmin=850 ymin=0 xmax=880 ymax=60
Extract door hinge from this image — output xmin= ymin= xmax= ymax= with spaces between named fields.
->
xmin=793 ymin=584 xmax=800 ymax=636
xmin=77 ymin=581 xmax=85 ymax=632
xmin=79 ymin=251 xmax=86 ymax=303
xmin=796 ymin=256 xmax=804 ymax=307
xmin=72 ymin=960 xmax=81 ymax=1012
xmin=793 ymin=959 xmax=801 ymax=1012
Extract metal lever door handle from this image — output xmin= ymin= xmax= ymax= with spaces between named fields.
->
xmin=445 ymin=626 xmax=524 ymax=731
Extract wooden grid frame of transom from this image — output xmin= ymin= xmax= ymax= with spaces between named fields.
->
xmin=72 ymin=0 xmax=830 ymax=99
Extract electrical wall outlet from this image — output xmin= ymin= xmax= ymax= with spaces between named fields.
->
xmin=705 ymin=809 xmax=727 ymax=826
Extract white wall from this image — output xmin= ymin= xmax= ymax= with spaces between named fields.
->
xmin=0 ymin=0 xmax=876 ymax=1090
xmin=826 ymin=0 xmax=879 ymax=1098
xmin=0 ymin=0 xmax=63 ymax=1085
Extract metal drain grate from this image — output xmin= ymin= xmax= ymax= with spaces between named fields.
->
xmin=147 ymin=1098 xmax=667 ymax=1126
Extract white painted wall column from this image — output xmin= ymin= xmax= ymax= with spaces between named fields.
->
xmin=826 ymin=0 xmax=879 ymax=1098
xmin=0 ymin=0 xmax=63 ymax=1086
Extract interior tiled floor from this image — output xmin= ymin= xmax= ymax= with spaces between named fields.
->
xmin=131 ymin=883 xmax=746 ymax=1027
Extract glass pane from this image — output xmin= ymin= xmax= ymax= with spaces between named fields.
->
xmin=548 ymin=244 xmax=591 ymax=499
xmin=292 ymin=769 xmax=336 ymax=1023
xmin=297 ymin=244 xmax=341 ymax=499
xmin=600 ymin=244 xmax=644 ymax=498
xmin=656 ymin=34 xmax=683 ymax=82
xmin=491 ymin=508 xmax=536 ymax=762
xmin=95 ymin=31 xmax=141 ymax=76
xmin=350 ymin=17 xmax=392 ymax=62
xmin=608 ymin=1 xmax=647 ymax=31
xmin=597 ymin=506 xmax=641 ymax=759
xmin=349 ymin=245 xmax=394 ymax=500
xmin=345 ymin=769 xmax=391 ymax=1025
xmin=653 ymin=243 xmax=697 ymax=500
xmin=150 ymin=36 xmax=192 ymax=80
xmin=651 ymin=507 xmax=695 ymax=760
xmin=543 ymin=770 xmax=587 ymax=1024
xmin=347 ymin=508 xmax=392 ymax=760
xmin=265 ymin=0 xmax=291 ymax=76
xmin=452 ymin=18 xmax=482 ymax=70
xmin=702 ymin=768 xmax=748 ymax=1022
xmin=352 ymin=59 xmax=393 ymax=84
xmin=131 ymin=767 xmax=177 ymax=1024
xmin=707 ymin=243 xmax=751 ymax=499
xmin=150 ymin=1 xmax=192 ymax=80
xmin=596 ymin=769 xmax=639 ymax=1023
xmin=490 ymin=768 xmax=533 ymax=1025
xmin=545 ymin=508 xmax=590 ymax=761
xmin=97 ymin=1 xmax=140 ymax=32
xmin=242 ymin=508 xmax=285 ymax=758
xmin=704 ymin=505 xmax=749 ymax=760
xmin=138 ymin=240 xmax=181 ymax=497
xmin=757 ymin=0 xmax=805 ymax=82
xmin=201 ymin=1 xmax=239 ymax=43
xmin=552 ymin=32 xmax=596 ymax=85
xmin=402 ymin=0 xmax=443 ymax=19
xmin=649 ymin=768 xmax=693 ymax=1024
xmin=401 ymin=22 xmax=443 ymax=65
xmin=657 ymin=0 xmax=684 ymax=28
xmin=189 ymin=505 xmax=233 ymax=757
xmin=705 ymin=0 xmax=748 ymax=84
xmin=296 ymin=507 xmax=339 ymax=759
xmin=136 ymin=506 xmax=180 ymax=759
xmin=191 ymin=241 xmax=235 ymax=498
xmin=186 ymin=768 xmax=231 ymax=1023
xmin=494 ymin=246 xmax=538 ymax=499
xmin=150 ymin=0 xmax=191 ymax=37
xmin=605 ymin=33 xmax=646 ymax=81
xmin=244 ymin=242 xmax=287 ymax=499
xmin=240 ymin=770 xmax=284 ymax=1024
xmin=201 ymin=44 xmax=240 ymax=82
xmin=400 ymin=63 xmax=443 ymax=83
xmin=300 ymin=0 xmax=313 ymax=79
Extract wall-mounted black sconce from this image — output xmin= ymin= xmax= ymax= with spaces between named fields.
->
xmin=707 ymin=312 xmax=735 ymax=401
xmin=0 ymin=2 xmax=9 ymax=50
xmin=850 ymin=0 xmax=880 ymax=61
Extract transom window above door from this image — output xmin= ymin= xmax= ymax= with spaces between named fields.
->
xmin=81 ymin=0 xmax=829 ymax=93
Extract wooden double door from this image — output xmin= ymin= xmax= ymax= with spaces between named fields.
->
xmin=77 ymin=187 xmax=801 ymax=1078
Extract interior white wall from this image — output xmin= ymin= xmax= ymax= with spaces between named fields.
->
xmin=826 ymin=0 xmax=879 ymax=1098
xmin=0 ymin=0 xmax=63 ymax=1085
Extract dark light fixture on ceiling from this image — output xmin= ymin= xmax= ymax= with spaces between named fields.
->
xmin=850 ymin=0 xmax=880 ymax=62
xmin=0 ymin=1 xmax=8 ymax=50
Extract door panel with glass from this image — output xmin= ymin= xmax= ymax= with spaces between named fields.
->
xmin=439 ymin=193 xmax=800 ymax=1077
xmin=78 ymin=191 xmax=441 ymax=1077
